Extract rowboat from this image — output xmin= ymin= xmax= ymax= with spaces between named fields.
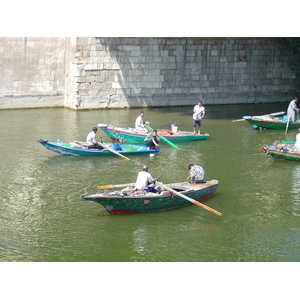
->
xmin=261 ymin=141 xmax=300 ymax=162
xmin=239 ymin=111 xmax=300 ymax=130
xmin=81 ymin=180 xmax=218 ymax=214
xmin=98 ymin=123 xmax=209 ymax=143
xmin=37 ymin=139 xmax=160 ymax=156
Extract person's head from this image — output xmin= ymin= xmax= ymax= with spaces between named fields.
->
xmin=142 ymin=165 xmax=148 ymax=172
xmin=188 ymin=164 xmax=195 ymax=170
xmin=140 ymin=112 xmax=144 ymax=117
xmin=198 ymin=101 xmax=202 ymax=105
xmin=92 ymin=127 xmax=98 ymax=133
xmin=153 ymin=129 xmax=157 ymax=135
xmin=294 ymin=97 xmax=299 ymax=102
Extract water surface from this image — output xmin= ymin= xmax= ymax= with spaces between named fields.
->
xmin=1 ymin=103 xmax=300 ymax=262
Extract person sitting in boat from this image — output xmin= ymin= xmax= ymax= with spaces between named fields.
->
xmin=86 ymin=127 xmax=103 ymax=149
xmin=187 ymin=164 xmax=205 ymax=184
xmin=135 ymin=111 xmax=150 ymax=133
xmin=135 ymin=165 xmax=159 ymax=193
xmin=144 ymin=129 xmax=160 ymax=149
xmin=287 ymin=97 xmax=300 ymax=122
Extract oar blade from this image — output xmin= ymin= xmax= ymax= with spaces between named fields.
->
xmin=191 ymin=199 xmax=222 ymax=216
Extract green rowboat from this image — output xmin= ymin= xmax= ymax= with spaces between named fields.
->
xmin=242 ymin=112 xmax=300 ymax=130
xmin=261 ymin=141 xmax=300 ymax=162
xmin=98 ymin=124 xmax=209 ymax=143
xmin=82 ymin=180 xmax=218 ymax=213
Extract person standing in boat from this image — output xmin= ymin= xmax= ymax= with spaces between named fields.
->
xmin=135 ymin=165 xmax=159 ymax=193
xmin=135 ymin=111 xmax=149 ymax=133
xmin=192 ymin=101 xmax=205 ymax=134
xmin=187 ymin=164 xmax=205 ymax=184
xmin=86 ymin=127 xmax=103 ymax=149
xmin=287 ymin=97 xmax=300 ymax=122
xmin=144 ymin=129 xmax=160 ymax=149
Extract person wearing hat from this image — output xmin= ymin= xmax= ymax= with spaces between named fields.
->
xmin=287 ymin=97 xmax=300 ymax=122
xmin=86 ymin=127 xmax=103 ymax=149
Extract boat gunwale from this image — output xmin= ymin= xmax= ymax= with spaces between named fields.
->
xmin=262 ymin=144 xmax=300 ymax=161
xmin=38 ymin=140 xmax=160 ymax=155
xmin=99 ymin=125 xmax=209 ymax=140
xmin=83 ymin=180 xmax=219 ymax=199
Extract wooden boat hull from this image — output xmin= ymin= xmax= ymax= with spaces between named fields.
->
xmin=245 ymin=117 xmax=300 ymax=130
xmin=37 ymin=139 xmax=160 ymax=156
xmin=81 ymin=180 xmax=218 ymax=213
xmin=261 ymin=142 xmax=300 ymax=162
xmin=98 ymin=125 xmax=209 ymax=143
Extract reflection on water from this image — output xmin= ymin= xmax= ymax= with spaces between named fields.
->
xmin=1 ymin=104 xmax=300 ymax=262
xmin=291 ymin=165 xmax=300 ymax=216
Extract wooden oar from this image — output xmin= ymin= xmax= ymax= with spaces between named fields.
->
xmin=99 ymin=142 xmax=131 ymax=160
xmin=156 ymin=181 xmax=222 ymax=216
xmin=285 ymin=116 xmax=290 ymax=134
xmin=232 ymin=111 xmax=286 ymax=122
xmin=145 ymin=125 xmax=180 ymax=150
xmin=262 ymin=111 xmax=285 ymax=117
xmin=97 ymin=183 xmax=135 ymax=189
xmin=232 ymin=118 xmax=247 ymax=122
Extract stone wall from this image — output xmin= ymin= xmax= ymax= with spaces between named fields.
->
xmin=71 ymin=37 xmax=299 ymax=109
xmin=0 ymin=37 xmax=299 ymax=110
xmin=0 ymin=37 xmax=66 ymax=109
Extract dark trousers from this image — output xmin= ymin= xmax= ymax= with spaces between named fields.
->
xmin=145 ymin=138 xmax=158 ymax=149
xmin=144 ymin=187 xmax=157 ymax=193
xmin=88 ymin=144 xmax=103 ymax=149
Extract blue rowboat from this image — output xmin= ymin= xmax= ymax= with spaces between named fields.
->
xmin=37 ymin=139 xmax=160 ymax=156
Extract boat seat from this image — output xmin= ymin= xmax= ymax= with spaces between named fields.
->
xmin=111 ymin=143 xmax=123 ymax=151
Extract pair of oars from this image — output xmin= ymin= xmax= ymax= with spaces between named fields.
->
xmin=97 ymin=181 xmax=222 ymax=216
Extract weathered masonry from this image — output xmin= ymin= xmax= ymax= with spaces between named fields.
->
xmin=0 ymin=37 xmax=299 ymax=110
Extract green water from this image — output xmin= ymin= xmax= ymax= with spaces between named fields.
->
xmin=1 ymin=103 xmax=300 ymax=262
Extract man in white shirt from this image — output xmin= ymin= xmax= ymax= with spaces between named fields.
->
xmin=192 ymin=101 xmax=205 ymax=134
xmin=135 ymin=112 xmax=149 ymax=133
xmin=86 ymin=127 xmax=103 ymax=149
xmin=287 ymin=97 xmax=299 ymax=122
xmin=135 ymin=165 xmax=159 ymax=193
